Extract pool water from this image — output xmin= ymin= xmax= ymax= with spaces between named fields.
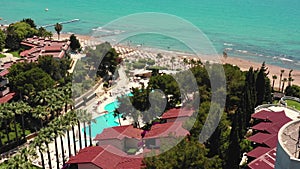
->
xmin=83 ymin=101 xmax=119 ymax=137
xmin=83 ymin=93 xmax=133 ymax=138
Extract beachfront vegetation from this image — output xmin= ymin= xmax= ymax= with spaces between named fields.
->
xmin=69 ymin=34 xmax=81 ymax=52
xmin=285 ymin=85 xmax=300 ymax=98
xmin=37 ymin=27 xmax=52 ymax=39
xmin=4 ymin=19 xmax=52 ymax=51
xmin=5 ymin=21 xmax=38 ymax=50
xmin=54 ymin=23 xmax=63 ymax=40
xmin=0 ymin=30 xmax=6 ymax=51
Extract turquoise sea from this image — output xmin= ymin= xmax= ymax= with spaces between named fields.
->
xmin=0 ymin=0 xmax=300 ymax=69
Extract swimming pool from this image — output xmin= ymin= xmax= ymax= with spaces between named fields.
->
xmin=83 ymin=101 xmax=119 ymax=137
xmin=83 ymin=93 xmax=133 ymax=137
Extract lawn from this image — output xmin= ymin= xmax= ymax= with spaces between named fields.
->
xmin=9 ymin=51 xmax=21 ymax=58
xmin=1 ymin=123 xmax=31 ymax=144
xmin=0 ymin=162 xmax=42 ymax=169
xmin=0 ymin=53 xmax=6 ymax=58
xmin=286 ymin=100 xmax=300 ymax=111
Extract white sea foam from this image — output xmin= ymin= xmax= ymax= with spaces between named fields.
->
xmin=279 ymin=57 xmax=293 ymax=62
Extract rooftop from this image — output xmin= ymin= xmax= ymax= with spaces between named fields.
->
xmin=20 ymin=36 xmax=70 ymax=59
xmin=94 ymin=125 xmax=143 ymax=141
xmin=144 ymin=122 xmax=189 ymax=139
xmin=0 ymin=92 xmax=15 ymax=103
xmin=161 ymin=108 xmax=194 ymax=120
xmin=248 ymin=133 xmax=278 ymax=148
xmin=248 ymin=148 xmax=276 ymax=169
xmin=251 ymin=110 xmax=289 ymax=122
xmin=67 ymin=145 xmax=143 ymax=169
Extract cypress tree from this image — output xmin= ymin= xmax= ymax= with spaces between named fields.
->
xmin=225 ymin=112 xmax=241 ymax=169
xmin=256 ymin=62 xmax=269 ymax=106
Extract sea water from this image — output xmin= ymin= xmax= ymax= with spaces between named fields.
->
xmin=0 ymin=0 xmax=299 ymax=69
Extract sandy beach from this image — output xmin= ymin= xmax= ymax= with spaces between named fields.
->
xmin=60 ymin=32 xmax=300 ymax=88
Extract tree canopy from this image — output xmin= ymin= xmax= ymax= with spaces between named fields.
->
xmin=0 ymin=30 xmax=6 ymax=51
xmin=5 ymin=21 xmax=38 ymax=50
xmin=69 ymin=34 xmax=81 ymax=51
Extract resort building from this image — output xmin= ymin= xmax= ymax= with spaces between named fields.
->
xmin=94 ymin=125 xmax=143 ymax=153
xmin=0 ymin=37 xmax=70 ymax=103
xmin=275 ymin=120 xmax=300 ymax=169
xmin=0 ymin=68 xmax=15 ymax=103
xmin=20 ymin=36 xmax=70 ymax=61
xmin=161 ymin=108 xmax=194 ymax=122
xmin=143 ymin=122 xmax=189 ymax=149
xmin=247 ymin=107 xmax=299 ymax=169
xmin=67 ymin=145 xmax=143 ymax=169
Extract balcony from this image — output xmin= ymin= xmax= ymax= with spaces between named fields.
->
xmin=0 ymin=87 xmax=10 ymax=97
xmin=0 ymin=78 xmax=9 ymax=87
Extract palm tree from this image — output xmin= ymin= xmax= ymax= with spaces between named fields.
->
xmin=288 ymin=69 xmax=293 ymax=86
xmin=11 ymin=102 xmax=31 ymax=140
xmin=6 ymin=106 xmax=19 ymax=145
xmin=37 ymin=127 xmax=53 ymax=169
xmin=34 ymin=134 xmax=46 ymax=169
xmin=113 ymin=109 xmax=122 ymax=126
xmin=279 ymin=69 xmax=284 ymax=91
xmin=54 ymin=23 xmax=63 ymax=40
xmin=272 ymin=75 xmax=277 ymax=91
xmin=68 ymin=110 xmax=78 ymax=154
xmin=33 ymin=105 xmax=48 ymax=128
xmin=77 ymin=110 xmax=88 ymax=148
xmin=48 ymin=123 xmax=60 ymax=169
xmin=0 ymin=104 xmax=10 ymax=144
xmin=86 ymin=112 xmax=94 ymax=146
xmin=57 ymin=117 xmax=66 ymax=165
xmin=281 ymin=78 xmax=288 ymax=92
xmin=62 ymin=84 xmax=73 ymax=113
xmin=65 ymin=123 xmax=72 ymax=157
xmin=75 ymin=109 xmax=86 ymax=150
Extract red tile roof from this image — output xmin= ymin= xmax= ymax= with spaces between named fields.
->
xmin=251 ymin=110 xmax=288 ymax=122
xmin=248 ymin=148 xmax=276 ymax=169
xmin=247 ymin=147 xmax=271 ymax=159
xmin=252 ymin=117 xmax=292 ymax=134
xmin=67 ymin=145 xmax=143 ymax=169
xmin=94 ymin=125 xmax=142 ymax=141
xmin=248 ymin=133 xmax=278 ymax=148
xmin=143 ymin=122 xmax=189 ymax=139
xmin=0 ymin=92 xmax=15 ymax=103
xmin=161 ymin=108 xmax=194 ymax=120
xmin=0 ymin=69 xmax=9 ymax=76
xmin=19 ymin=37 xmax=69 ymax=59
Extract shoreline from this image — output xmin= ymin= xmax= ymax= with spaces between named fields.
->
xmin=61 ymin=32 xmax=300 ymax=88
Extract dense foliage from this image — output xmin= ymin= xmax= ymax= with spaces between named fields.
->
xmin=141 ymin=63 xmax=271 ymax=168
xmin=285 ymin=85 xmax=300 ymax=97
xmin=4 ymin=19 xmax=52 ymax=50
xmin=0 ymin=30 xmax=6 ymax=51
xmin=7 ymin=55 xmax=71 ymax=99
xmin=69 ymin=34 xmax=81 ymax=51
